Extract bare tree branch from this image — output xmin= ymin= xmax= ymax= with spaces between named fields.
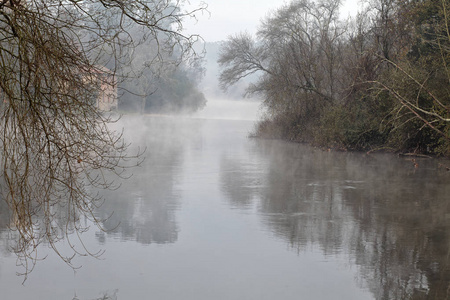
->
xmin=0 ymin=0 xmax=206 ymax=280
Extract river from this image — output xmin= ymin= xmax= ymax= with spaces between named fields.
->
xmin=0 ymin=103 xmax=449 ymax=299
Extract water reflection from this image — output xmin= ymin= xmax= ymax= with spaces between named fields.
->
xmin=220 ymin=155 xmax=263 ymax=210
xmin=220 ymin=139 xmax=450 ymax=299
xmin=73 ymin=289 xmax=118 ymax=300
xmin=95 ymin=116 xmax=202 ymax=245
xmin=0 ymin=116 xmax=449 ymax=299
xmin=0 ymin=196 xmax=14 ymax=258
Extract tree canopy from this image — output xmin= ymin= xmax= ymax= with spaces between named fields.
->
xmin=219 ymin=0 xmax=450 ymax=155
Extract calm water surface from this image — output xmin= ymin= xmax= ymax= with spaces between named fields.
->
xmin=0 ymin=113 xmax=449 ymax=300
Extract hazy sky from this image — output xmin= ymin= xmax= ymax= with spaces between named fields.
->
xmin=184 ymin=0 xmax=362 ymax=42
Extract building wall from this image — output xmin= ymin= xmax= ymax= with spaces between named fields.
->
xmin=95 ymin=67 xmax=118 ymax=111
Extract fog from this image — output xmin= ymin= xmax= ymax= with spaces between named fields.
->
xmin=2 ymin=107 xmax=448 ymax=299
xmin=192 ymin=98 xmax=262 ymax=121
xmin=0 ymin=1 xmax=448 ymax=299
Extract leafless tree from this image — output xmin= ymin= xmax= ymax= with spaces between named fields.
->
xmin=218 ymin=0 xmax=345 ymax=140
xmin=0 ymin=0 xmax=206 ymax=279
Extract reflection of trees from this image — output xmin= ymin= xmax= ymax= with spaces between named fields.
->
xmin=345 ymin=169 xmax=450 ymax=300
xmin=219 ymin=155 xmax=263 ymax=210
xmin=219 ymin=139 xmax=450 ymax=299
xmin=0 ymin=185 xmax=82 ymax=263
xmin=72 ymin=289 xmax=118 ymax=300
xmin=96 ymin=116 xmax=199 ymax=245
xmin=0 ymin=195 xmax=14 ymax=257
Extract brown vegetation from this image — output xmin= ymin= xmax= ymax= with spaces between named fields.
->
xmin=219 ymin=0 xmax=450 ymax=156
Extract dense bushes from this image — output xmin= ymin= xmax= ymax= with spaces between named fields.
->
xmin=220 ymin=0 xmax=450 ymax=155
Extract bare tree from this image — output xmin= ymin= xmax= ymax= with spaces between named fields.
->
xmin=218 ymin=32 xmax=271 ymax=90
xmin=218 ymin=0 xmax=345 ymax=140
xmin=219 ymin=0 xmax=345 ymax=101
xmin=0 ymin=0 xmax=206 ymax=279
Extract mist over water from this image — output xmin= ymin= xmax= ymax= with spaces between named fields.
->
xmin=0 ymin=100 xmax=448 ymax=299
xmin=192 ymin=98 xmax=262 ymax=121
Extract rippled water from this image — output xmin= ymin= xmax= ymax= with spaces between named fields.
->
xmin=0 ymin=113 xmax=449 ymax=299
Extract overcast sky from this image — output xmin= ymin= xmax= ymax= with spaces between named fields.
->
xmin=183 ymin=0 xmax=362 ymax=42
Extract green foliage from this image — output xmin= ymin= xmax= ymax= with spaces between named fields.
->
xmin=376 ymin=0 xmax=450 ymax=154
xmin=313 ymin=97 xmax=391 ymax=151
xmin=379 ymin=61 xmax=450 ymax=154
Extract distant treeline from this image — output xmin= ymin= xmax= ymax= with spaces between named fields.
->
xmin=116 ymin=23 xmax=206 ymax=114
xmin=119 ymin=59 xmax=206 ymax=114
xmin=219 ymin=0 xmax=450 ymax=155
